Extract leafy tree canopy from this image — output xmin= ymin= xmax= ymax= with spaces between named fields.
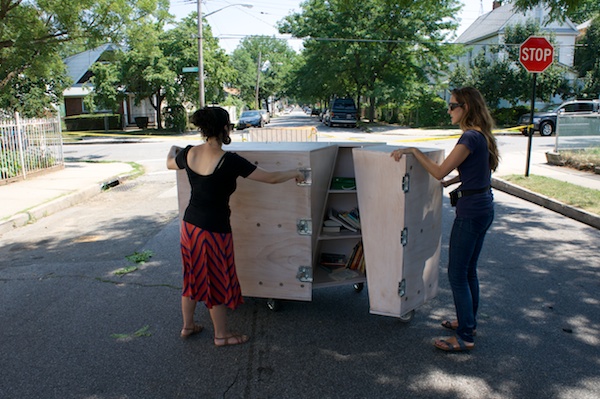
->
xmin=278 ymin=0 xmax=461 ymax=117
xmin=0 ymin=0 xmax=169 ymax=117
xmin=512 ymin=0 xmax=599 ymax=24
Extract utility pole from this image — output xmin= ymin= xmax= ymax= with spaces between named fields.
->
xmin=197 ymin=0 xmax=205 ymax=108
xmin=255 ymin=51 xmax=261 ymax=110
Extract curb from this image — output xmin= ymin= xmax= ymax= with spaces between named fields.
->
xmin=492 ymin=177 xmax=600 ymax=230
xmin=0 ymin=172 xmax=137 ymax=235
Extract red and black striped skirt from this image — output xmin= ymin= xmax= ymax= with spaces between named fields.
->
xmin=180 ymin=221 xmax=244 ymax=310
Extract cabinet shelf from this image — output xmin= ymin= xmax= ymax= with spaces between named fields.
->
xmin=328 ymin=189 xmax=357 ymax=194
xmin=318 ymin=231 xmax=362 ymax=240
xmin=313 ymin=266 xmax=366 ymax=288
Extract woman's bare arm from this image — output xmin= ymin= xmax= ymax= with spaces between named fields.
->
xmin=166 ymin=145 xmax=182 ymax=170
xmin=391 ymin=144 xmax=470 ymax=181
xmin=246 ymin=167 xmax=305 ymax=184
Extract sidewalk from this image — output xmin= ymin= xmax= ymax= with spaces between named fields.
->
xmin=1 ymin=134 xmax=599 ymax=235
xmin=0 ymin=161 xmax=135 ymax=234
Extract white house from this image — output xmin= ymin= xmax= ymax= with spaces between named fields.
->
xmin=455 ymin=2 xmax=579 ymax=68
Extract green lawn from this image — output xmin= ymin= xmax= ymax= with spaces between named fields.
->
xmin=502 ymin=174 xmax=600 ymax=216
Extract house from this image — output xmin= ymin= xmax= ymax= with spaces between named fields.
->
xmin=62 ymin=44 xmax=156 ymax=127
xmin=455 ymin=1 xmax=579 ymax=68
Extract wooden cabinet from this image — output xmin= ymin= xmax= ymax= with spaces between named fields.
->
xmin=177 ymin=143 xmax=337 ymax=302
xmin=353 ymin=144 xmax=444 ymax=319
xmin=176 ymin=142 xmax=443 ymax=319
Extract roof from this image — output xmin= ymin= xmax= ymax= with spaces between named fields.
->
xmin=63 ymin=43 xmax=119 ymax=86
xmin=455 ymin=3 xmax=579 ymax=44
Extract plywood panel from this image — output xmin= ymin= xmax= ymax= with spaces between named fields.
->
xmin=353 ymin=145 xmax=443 ymax=318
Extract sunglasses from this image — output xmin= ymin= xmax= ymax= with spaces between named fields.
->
xmin=448 ymin=102 xmax=464 ymax=111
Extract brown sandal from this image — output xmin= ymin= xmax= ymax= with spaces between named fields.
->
xmin=441 ymin=320 xmax=477 ymax=336
xmin=180 ymin=324 xmax=203 ymax=339
xmin=214 ymin=333 xmax=249 ymax=347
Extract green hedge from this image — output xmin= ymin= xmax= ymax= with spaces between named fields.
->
xmin=64 ymin=114 xmax=121 ymax=131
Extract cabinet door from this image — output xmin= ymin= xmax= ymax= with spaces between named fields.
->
xmin=353 ymin=145 xmax=443 ymax=318
xmin=230 ymin=145 xmax=336 ymax=301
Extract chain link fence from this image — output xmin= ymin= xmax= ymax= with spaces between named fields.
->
xmin=1 ymin=112 xmax=64 ymax=183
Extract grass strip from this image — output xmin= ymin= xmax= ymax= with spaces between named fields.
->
xmin=502 ymin=174 xmax=600 ymax=216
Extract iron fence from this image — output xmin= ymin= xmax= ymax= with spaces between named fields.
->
xmin=1 ymin=112 xmax=64 ymax=183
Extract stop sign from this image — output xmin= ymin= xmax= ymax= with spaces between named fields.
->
xmin=519 ymin=36 xmax=554 ymax=73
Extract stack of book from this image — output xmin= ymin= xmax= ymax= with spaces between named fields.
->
xmin=323 ymin=207 xmax=360 ymax=233
xmin=319 ymin=252 xmax=347 ymax=273
xmin=346 ymin=241 xmax=365 ymax=274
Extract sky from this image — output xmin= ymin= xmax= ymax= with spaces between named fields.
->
xmin=169 ymin=0 xmax=495 ymax=54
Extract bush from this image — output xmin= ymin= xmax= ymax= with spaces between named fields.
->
xmin=492 ymin=106 xmax=528 ymax=127
xmin=163 ymin=105 xmax=188 ymax=133
xmin=409 ymin=95 xmax=448 ymax=127
xmin=64 ymin=114 xmax=121 ymax=131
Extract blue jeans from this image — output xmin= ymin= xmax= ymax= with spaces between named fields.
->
xmin=448 ymin=211 xmax=494 ymax=343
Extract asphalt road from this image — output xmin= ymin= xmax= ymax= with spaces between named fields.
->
xmin=1 ymin=114 xmax=599 ymax=399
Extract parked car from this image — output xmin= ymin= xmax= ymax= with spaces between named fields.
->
xmin=259 ymin=109 xmax=270 ymax=124
xmin=519 ymin=99 xmax=600 ymax=136
xmin=236 ymin=110 xmax=264 ymax=130
xmin=319 ymin=109 xmax=328 ymax=122
xmin=324 ymin=98 xmax=357 ymax=127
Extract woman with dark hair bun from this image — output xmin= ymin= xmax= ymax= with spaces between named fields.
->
xmin=167 ymin=106 xmax=304 ymax=347
xmin=391 ymin=87 xmax=499 ymax=352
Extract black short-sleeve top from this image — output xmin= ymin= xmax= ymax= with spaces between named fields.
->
xmin=176 ymin=145 xmax=257 ymax=233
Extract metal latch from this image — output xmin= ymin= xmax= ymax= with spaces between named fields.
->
xmin=296 ymin=219 xmax=312 ymax=235
xmin=297 ymin=168 xmax=312 ymax=186
xmin=296 ymin=266 xmax=313 ymax=282
xmin=398 ymin=279 xmax=406 ymax=297
xmin=400 ymin=227 xmax=408 ymax=246
xmin=402 ymin=174 xmax=410 ymax=193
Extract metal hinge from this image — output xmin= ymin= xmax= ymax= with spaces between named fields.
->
xmin=402 ymin=174 xmax=410 ymax=193
xmin=400 ymin=227 xmax=408 ymax=246
xmin=398 ymin=279 xmax=406 ymax=297
xmin=296 ymin=266 xmax=313 ymax=283
xmin=296 ymin=219 xmax=312 ymax=235
xmin=297 ymin=168 xmax=312 ymax=186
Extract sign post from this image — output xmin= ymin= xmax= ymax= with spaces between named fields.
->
xmin=519 ymin=36 xmax=554 ymax=176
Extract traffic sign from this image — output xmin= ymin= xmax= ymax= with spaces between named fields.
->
xmin=182 ymin=66 xmax=199 ymax=73
xmin=519 ymin=36 xmax=554 ymax=73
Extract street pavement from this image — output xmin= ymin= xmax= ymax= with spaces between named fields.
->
xmin=1 ymin=121 xmax=600 ymax=399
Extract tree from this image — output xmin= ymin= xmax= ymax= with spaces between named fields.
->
xmin=574 ymin=17 xmax=600 ymax=96
xmin=0 ymin=0 xmax=168 ymax=117
xmin=512 ymin=0 xmax=599 ymax=23
xmin=278 ymin=0 xmax=461 ymax=121
xmin=230 ymin=36 xmax=297 ymax=111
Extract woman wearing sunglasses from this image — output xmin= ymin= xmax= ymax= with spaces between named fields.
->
xmin=391 ymin=87 xmax=500 ymax=352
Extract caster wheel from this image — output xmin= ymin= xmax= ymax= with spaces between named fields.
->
xmin=266 ymin=298 xmax=280 ymax=312
xmin=399 ymin=310 xmax=415 ymax=323
xmin=353 ymin=283 xmax=364 ymax=293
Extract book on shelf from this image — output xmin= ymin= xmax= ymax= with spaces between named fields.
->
xmin=320 ymin=252 xmax=347 ymax=266
xmin=322 ymin=225 xmax=341 ymax=233
xmin=328 ymin=208 xmax=358 ymax=232
xmin=323 ymin=219 xmax=342 ymax=227
xmin=347 ymin=241 xmax=365 ymax=273
xmin=330 ymin=177 xmax=356 ymax=190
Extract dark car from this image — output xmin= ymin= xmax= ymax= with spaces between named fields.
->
xmin=519 ymin=99 xmax=600 ymax=136
xmin=236 ymin=110 xmax=264 ymax=130
xmin=325 ymin=98 xmax=357 ymax=127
